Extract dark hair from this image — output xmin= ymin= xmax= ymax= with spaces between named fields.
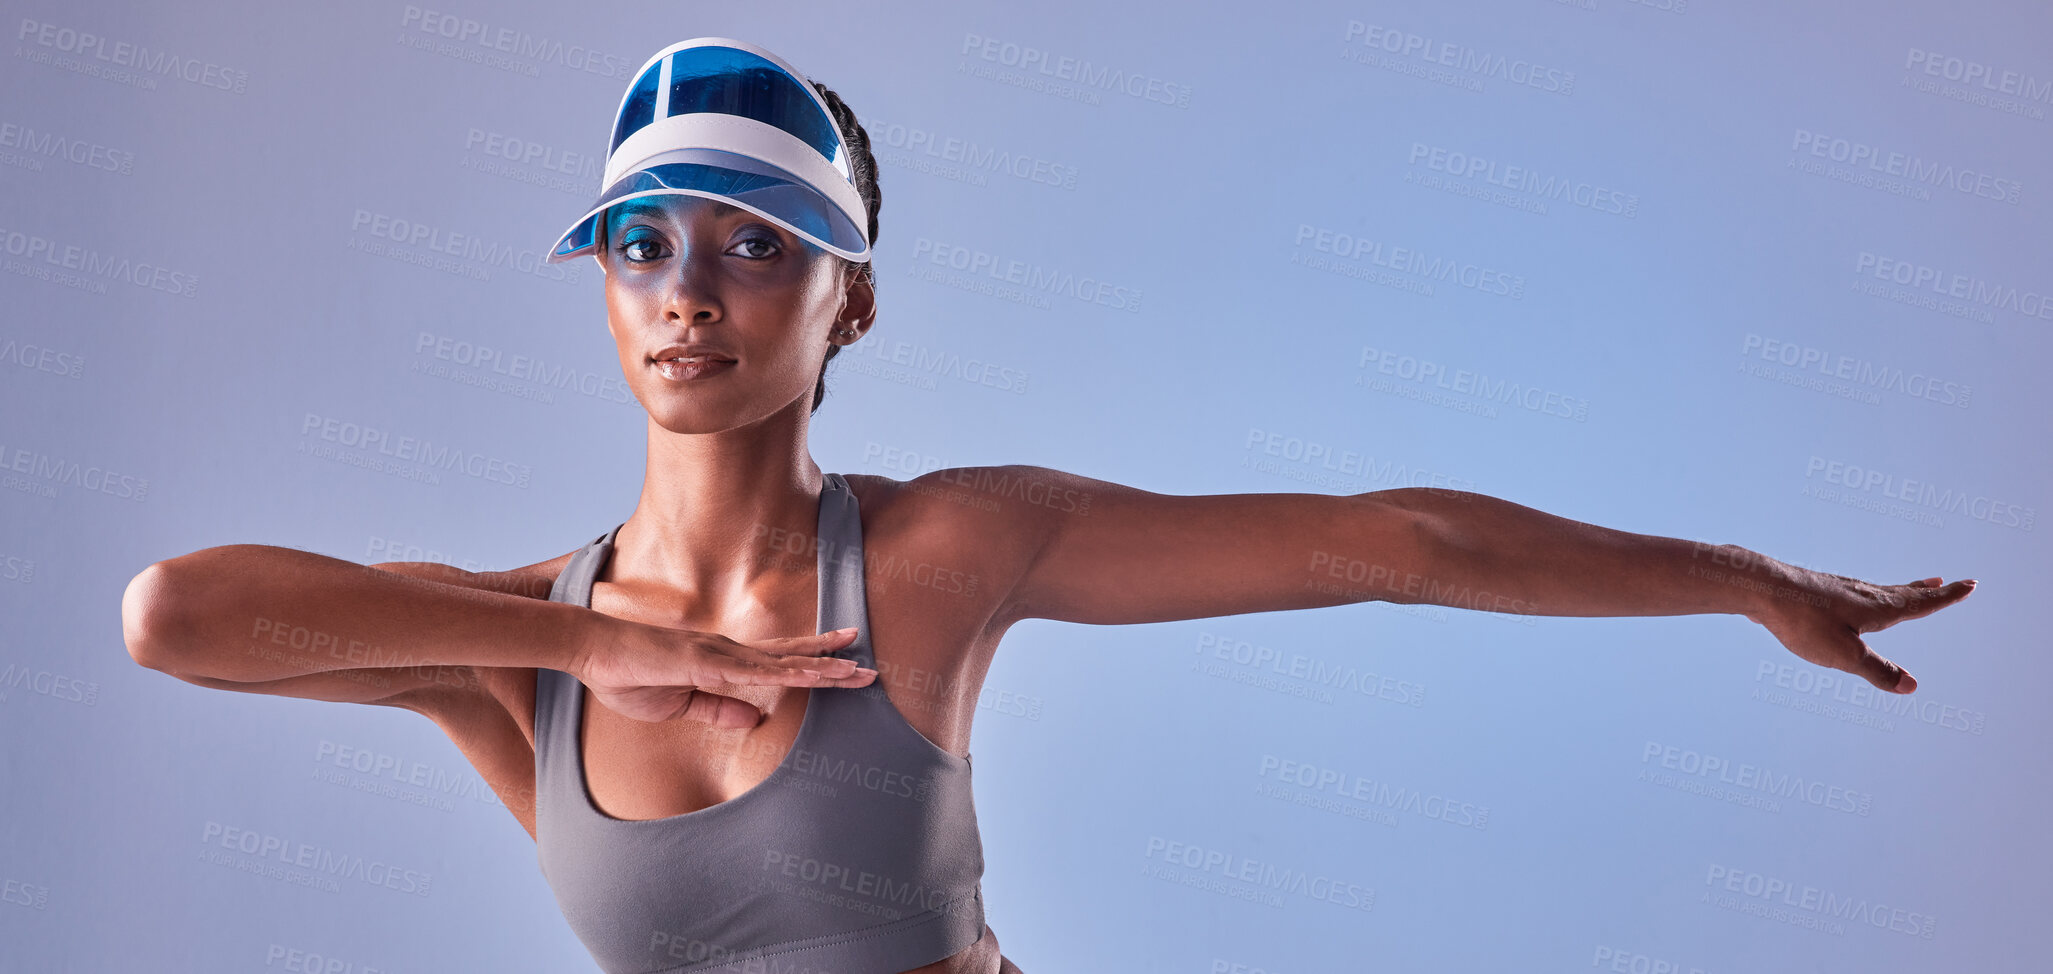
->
xmin=808 ymin=80 xmax=881 ymax=416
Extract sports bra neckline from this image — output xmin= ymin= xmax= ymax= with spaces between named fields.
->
xmin=560 ymin=471 xmax=968 ymax=828
xmin=568 ymin=528 xmax=836 ymax=827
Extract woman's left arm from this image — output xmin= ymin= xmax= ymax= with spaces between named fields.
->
xmin=976 ymin=466 xmax=1977 ymax=695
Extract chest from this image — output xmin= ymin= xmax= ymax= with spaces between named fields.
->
xmin=575 ymin=526 xmax=1002 ymax=822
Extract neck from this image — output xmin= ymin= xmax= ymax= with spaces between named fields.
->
xmin=614 ymin=405 xmax=825 ymax=611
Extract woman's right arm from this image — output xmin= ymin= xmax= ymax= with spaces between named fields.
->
xmin=121 ymin=545 xmax=878 ymax=723
xmin=120 ymin=545 xmax=592 ymax=710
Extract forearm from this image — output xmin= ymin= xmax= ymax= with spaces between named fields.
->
xmin=1367 ymin=489 xmax=1794 ymax=619
xmin=128 ymin=545 xmax=598 ymax=681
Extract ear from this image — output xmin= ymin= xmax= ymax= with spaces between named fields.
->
xmin=835 ymin=260 xmax=878 ymax=341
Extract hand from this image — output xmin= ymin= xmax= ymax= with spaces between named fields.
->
xmin=1749 ymin=572 xmax=1978 ymax=694
xmin=573 ymin=620 xmax=876 ymax=727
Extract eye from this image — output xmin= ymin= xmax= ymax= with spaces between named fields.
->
xmin=616 ymin=233 xmax=666 ymax=263
xmin=729 ymin=234 xmax=781 ymax=260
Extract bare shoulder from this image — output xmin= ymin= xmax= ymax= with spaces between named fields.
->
xmin=841 ymin=465 xmax=1093 ymax=630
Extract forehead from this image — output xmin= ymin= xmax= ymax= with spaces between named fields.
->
xmin=606 ymin=194 xmax=750 ymax=225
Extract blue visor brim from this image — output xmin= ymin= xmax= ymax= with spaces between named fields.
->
xmin=548 ymin=155 xmax=868 ymax=263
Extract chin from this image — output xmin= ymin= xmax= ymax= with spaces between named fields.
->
xmin=644 ymin=402 xmax=742 ymax=435
xmin=640 ymin=396 xmax=796 ymax=436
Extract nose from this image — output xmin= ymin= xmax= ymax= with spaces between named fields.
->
xmin=658 ymin=243 xmax=724 ymax=324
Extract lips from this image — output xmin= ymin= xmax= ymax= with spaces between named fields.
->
xmin=649 ymin=343 xmax=738 ymax=365
xmin=650 ymin=354 xmax=737 ymax=381
xmin=652 ymin=354 xmax=736 ymax=365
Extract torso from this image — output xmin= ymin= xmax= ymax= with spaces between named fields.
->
xmin=406 ymin=473 xmax=1027 ymax=974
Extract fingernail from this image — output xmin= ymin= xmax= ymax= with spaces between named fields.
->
xmin=1894 ymin=671 xmax=1917 ymax=693
xmin=834 ymin=626 xmax=858 ymax=635
xmin=1964 ymin=579 xmax=1978 ymax=588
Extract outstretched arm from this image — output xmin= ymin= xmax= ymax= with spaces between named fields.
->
xmin=982 ymin=466 xmax=1977 ymax=695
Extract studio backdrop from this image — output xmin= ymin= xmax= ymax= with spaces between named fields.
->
xmin=2 ymin=0 xmax=2044 ymax=971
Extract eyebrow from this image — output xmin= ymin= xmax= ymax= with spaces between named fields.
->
xmin=612 ymin=197 xmax=742 ymax=221
xmin=614 ymin=200 xmax=671 ymax=219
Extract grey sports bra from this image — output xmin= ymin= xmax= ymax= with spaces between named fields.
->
xmin=533 ymin=472 xmax=988 ymax=974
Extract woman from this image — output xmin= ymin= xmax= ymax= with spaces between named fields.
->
xmin=120 ymin=37 xmax=1976 ymax=974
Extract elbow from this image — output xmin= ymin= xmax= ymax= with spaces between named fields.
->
xmin=122 ymin=559 xmax=191 ymax=673
xmin=1372 ymin=490 xmax=1463 ymax=556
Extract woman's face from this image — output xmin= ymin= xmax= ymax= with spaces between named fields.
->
xmin=598 ymin=193 xmax=871 ymax=432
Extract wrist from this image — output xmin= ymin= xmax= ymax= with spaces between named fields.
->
xmin=561 ymin=603 xmax=623 ymax=680
xmin=1708 ymin=544 xmax=1806 ymax=623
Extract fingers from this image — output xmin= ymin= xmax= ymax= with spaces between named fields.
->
xmin=1875 ymin=577 xmax=1978 ymax=630
xmin=1936 ymin=578 xmax=1978 ymax=604
xmin=1844 ymin=576 xmax=1966 ymax=691
xmin=682 ymin=690 xmax=766 ymax=729
xmin=1844 ymin=629 xmax=1916 ymax=694
xmin=713 ymin=655 xmax=878 ymax=688
xmin=751 ymin=627 xmax=863 ymax=658
xmin=708 ymin=628 xmax=878 ymax=688
xmin=1908 ymin=577 xmax=1977 ymax=598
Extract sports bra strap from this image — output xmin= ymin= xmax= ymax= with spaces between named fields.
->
xmin=816 ymin=471 xmax=876 ymax=671
xmin=552 ymin=474 xmax=874 ymax=669
xmin=548 ymin=523 xmax=622 ymax=607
